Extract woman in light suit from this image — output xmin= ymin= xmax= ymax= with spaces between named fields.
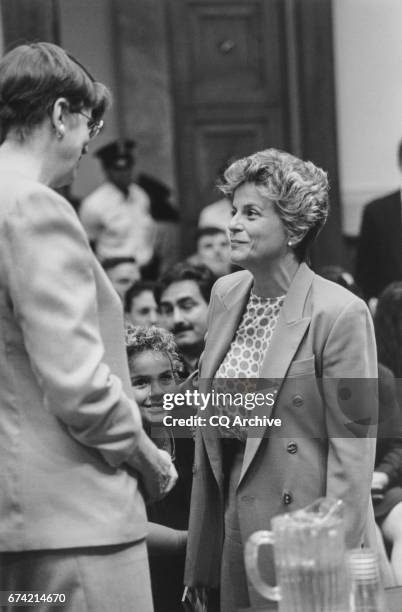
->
xmin=184 ymin=149 xmax=378 ymax=612
xmin=0 ymin=43 xmax=176 ymax=611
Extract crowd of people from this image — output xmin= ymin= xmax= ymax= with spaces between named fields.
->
xmin=0 ymin=40 xmax=402 ymax=612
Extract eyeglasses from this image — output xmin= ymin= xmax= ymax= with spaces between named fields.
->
xmin=77 ymin=111 xmax=104 ymax=139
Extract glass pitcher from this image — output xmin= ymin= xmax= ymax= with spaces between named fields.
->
xmin=245 ymin=497 xmax=350 ymax=612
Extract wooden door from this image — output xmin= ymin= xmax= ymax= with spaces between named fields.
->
xmin=167 ymin=0 xmax=289 ymax=254
xmin=166 ymin=0 xmax=342 ymax=265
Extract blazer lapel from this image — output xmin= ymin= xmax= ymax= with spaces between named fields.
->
xmin=201 ymin=273 xmax=253 ymax=381
xmin=200 ymin=273 xmax=253 ymax=487
xmin=238 ymin=263 xmax=314 ymax=486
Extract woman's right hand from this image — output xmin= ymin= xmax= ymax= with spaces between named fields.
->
xmin=156 ymin=448 xmax=179 ymax=496
xmin=128 ymin=431 xmax=178 ymax=502
xmin=142 ymin=448 xmax=178 ymax=502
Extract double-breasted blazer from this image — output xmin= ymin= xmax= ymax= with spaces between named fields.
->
xmin=0 ymin=172 xmax=153 ymax=551
xmin=185 ymin=263 xmax=378 ymax=594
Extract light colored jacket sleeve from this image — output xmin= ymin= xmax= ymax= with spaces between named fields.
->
xmin=322 ymin=298 xmax=378 ymax=547
xmin=2 ymin=187 xmax=153 ymax=469
xmin=79 ymin=193 xmax=103 ymax=244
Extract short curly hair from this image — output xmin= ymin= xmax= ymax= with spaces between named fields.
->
xmin=219 ymin=148 xmax=329 ymax=261
xmin=125 ymin=324 xmax=183 ymax=377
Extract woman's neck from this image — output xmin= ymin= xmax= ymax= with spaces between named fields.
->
xmin=251 ymin=255 xmax=300 ymax=298
xmin=0 ymin=133 xmax=55 ymax=186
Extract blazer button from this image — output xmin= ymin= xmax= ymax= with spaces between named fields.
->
xmin=287 ymin=441 xmax=298 ymax=454
xmin=283 ymin=491 xmax=293 ymax=505
xmin=241 ymin=495 xmax=255 ymax=504
xmin=292 ymin=394 xmax=304 ymax=407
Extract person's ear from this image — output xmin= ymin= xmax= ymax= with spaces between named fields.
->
xmin=287 ymin=228 xmax=308 ymax=249
xmin=51 ymin=98 xmax=69 ymax=139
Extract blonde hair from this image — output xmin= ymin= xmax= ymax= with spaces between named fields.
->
xmin=219 ymin=148 xmax=329 ymax=260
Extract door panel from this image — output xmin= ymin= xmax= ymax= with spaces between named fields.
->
xmin=187 ymin=1 xmax=284 ymax=104
xmin=194 ymin=113 xmax=286 ymax=205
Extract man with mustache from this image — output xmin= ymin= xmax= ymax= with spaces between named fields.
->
xmin=157 ymin=262 xmax=216 ymax=375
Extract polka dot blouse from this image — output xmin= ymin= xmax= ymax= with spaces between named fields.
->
xmin=213 ymin=291 xmax=284 ymax=440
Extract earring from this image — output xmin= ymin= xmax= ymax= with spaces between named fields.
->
xmin=56 ymin=125 xmax=65 ymax=139
xmin=288 ymin=240 xmax=293 ymax=247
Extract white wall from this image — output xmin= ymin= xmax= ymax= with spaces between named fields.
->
xmin=333 ymin=0 xmax=402 ymax=235
xmin=59 ymin=0 xmax=119 ymax=198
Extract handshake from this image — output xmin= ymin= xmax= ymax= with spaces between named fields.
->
xmin=129 ymin=430 xmax=178 ymax=503
xmin=143 ymin=448 xmax=178 ymax=502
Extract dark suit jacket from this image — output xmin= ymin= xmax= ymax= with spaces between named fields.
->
xmin=185 ymin=264 xmax=378 ymax=602
xmin=0 ymin=172 xmax=153 ymax=551
xmin=376 ymin=363 xmax=402 ymax=486
xmin=355 ymin=190 xmax=402 ymax=299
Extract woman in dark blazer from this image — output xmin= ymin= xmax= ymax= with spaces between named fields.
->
xmin=184 ymin=149 xmax=378 ymax=612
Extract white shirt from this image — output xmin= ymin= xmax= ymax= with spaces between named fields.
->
xmin=80 ymin=181 xmax=156 ymax=266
